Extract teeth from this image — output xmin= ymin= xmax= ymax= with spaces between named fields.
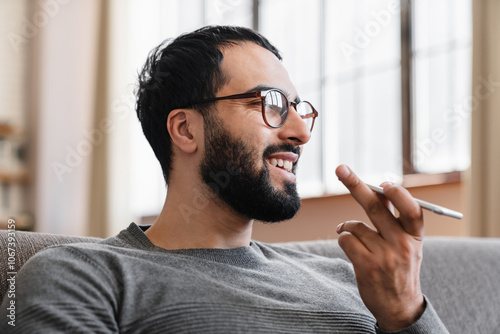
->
xmin=284 ymin=160 xmax=291 ymax=171
xmin=269 ymin=158 xmax=293 ymax=172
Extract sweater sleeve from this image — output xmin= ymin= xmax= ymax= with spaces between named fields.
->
xmin=375 ymin=296 xmax=449 ymax=334
xmin=0 ymin=245 xmax=120 ymax=334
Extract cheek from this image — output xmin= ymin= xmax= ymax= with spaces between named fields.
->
xmin=223 ymin=116 xmax=275 ymax=166
xmin=239 ymin=130 xmax=270 ymax=158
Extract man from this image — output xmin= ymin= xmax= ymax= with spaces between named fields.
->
xmin=1 ymin=26 xmax=448 ymax=333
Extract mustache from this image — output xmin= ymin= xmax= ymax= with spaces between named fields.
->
xmin=263 ymin=143 xmax=301 ymax=159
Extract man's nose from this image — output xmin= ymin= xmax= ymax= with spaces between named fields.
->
xmin=277 ymin=107 xmax=312 ymax=145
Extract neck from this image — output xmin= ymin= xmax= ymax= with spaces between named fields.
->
xmin=145 ymin=183 xmax=254 ymax=250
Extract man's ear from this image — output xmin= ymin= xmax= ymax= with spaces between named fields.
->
xmin=167 ymin=109 xmax=201 ymax=154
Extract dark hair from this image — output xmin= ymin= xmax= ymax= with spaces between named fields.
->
xmin=135 ymin=25 xmax=281 ymax=185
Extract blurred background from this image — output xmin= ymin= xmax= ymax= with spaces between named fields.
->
xmin=0 ymin=0 xmax=499 ymax=241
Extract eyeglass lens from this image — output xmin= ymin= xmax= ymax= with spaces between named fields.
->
xmin=263 ymin=90 xmax=314 ymax=130
xmin=264 ymin=91 xmax=287 ymax=128
xmin=296 ymin=102 xmax=314 ymax=131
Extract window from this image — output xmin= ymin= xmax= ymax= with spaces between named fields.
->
xmin=259 ymin=0 xmax=472 ymax=193
xmin=123 ymin=0 xmax=473 ymax=218
xmin=410 ymin=0 xmax=472 ymax=174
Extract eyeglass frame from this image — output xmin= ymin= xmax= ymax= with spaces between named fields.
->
xmin=185 ymin=88 xmax=319 ymax=132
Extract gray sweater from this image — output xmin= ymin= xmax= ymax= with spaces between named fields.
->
xmin=1 ymin=223 xmax=448 ymax=333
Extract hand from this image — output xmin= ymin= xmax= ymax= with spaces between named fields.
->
xmin=335 ymin=164 xmax=425 ymax=331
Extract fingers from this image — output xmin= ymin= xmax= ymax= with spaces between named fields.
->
xmin=335 ymin=165 xmax=425 ymax=328
xmin=336 ymin=228 xmax=371 ymax=266
xmin=335 ymin=165 xmax=402 ymax=237
xmin=378 ymin=182 xmax=396 ymax=216
xmin=337 ymin=220 xmax=383 ymax=253
xmin=381 ymin=183 xmax=424 ymax=239
xmin=336 ymin=164 xmax=425 ymax=240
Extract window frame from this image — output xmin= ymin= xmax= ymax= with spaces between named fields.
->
xmin=399 ymin=0 xmax=466 ymax=186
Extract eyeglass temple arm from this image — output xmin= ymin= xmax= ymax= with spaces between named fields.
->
xmin=192 ymin=91 xmax=261 ymax=105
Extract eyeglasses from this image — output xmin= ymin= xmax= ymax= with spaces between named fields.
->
xmin=188 ymin=89 xmax=318 ymax=132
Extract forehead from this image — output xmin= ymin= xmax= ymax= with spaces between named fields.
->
xmin=217 ymin=42 xmax=297 ymax=98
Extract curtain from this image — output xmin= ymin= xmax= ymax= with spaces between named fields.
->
xmin=88 ymin=0 xmax=110 ymax=237
xmin=89 ymin=0 xmax=136 ymax=237
xmin=32 ymin=0 xmax=102 ymax=235
xmin=469 ymin=0 xmax=500 ymax=237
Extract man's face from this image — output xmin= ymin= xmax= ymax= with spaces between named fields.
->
xmin=200 ymin=113 xmax=301 ymax=222
xmin=199 ymin=42 xmax=311 ymax=222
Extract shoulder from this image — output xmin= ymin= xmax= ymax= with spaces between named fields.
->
xmin=18 ymin=243 xmax=124 ymax=291
xmin=22 ymin=222 xmax=155 ymax=274
xmin=253 ymin=239 xmax=346 ymax=260
xmin=23 ymin=234 xmax=153 ymax=276
xmin=4 ymin=244 xmax=122 ymax=333
xmin=254 ymin=240 xmax=353 ymax=269
xmin=251 ymin=241 xmax=359 ymax=292
xmin=27 ymin=240 xmax=120 ymax=266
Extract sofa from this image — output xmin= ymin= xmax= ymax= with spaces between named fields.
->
xmin=1 ymin=230 xmax=500 ymax=333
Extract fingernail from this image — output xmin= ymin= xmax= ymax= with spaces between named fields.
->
xmin=336 ymin=223 xmax=344 ymax=234
xmin=336 ymin=165 xmax=350 ymax=179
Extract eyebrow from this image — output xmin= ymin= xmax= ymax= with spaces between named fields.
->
xmin=245 ymin=85 xmax=301 ymax=104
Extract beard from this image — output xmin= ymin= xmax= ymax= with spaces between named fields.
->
xmin=199 ymin=113 xmax=301 ymax=223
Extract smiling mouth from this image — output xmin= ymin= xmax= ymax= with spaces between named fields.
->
xmin=268 ymin=158 xmax=294 ymax=173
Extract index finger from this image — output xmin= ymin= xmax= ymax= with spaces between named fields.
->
xmin=335 ymin=164 xmax=402 ymax=237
